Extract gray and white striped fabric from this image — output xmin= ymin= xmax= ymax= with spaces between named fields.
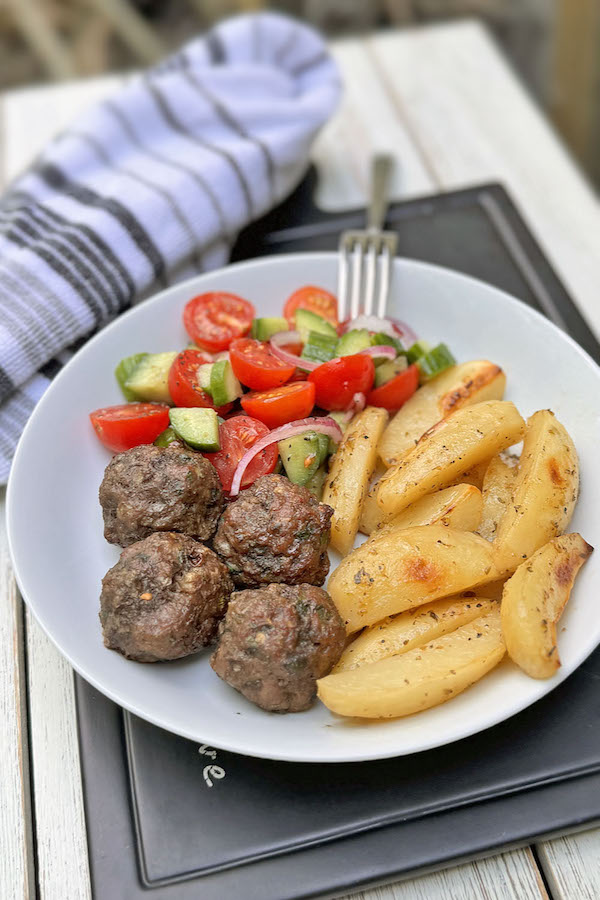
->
xmin=0 ymin=11 xmax=341 ymax=483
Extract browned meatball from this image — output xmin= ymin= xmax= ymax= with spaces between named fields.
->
xmin=213 ymin=475 xmax=332 ymax=587
xmin=210 ymin=583 xmax=345 ymax=712
xmin=99 ymin=443 xmax=223 ymax=547
xmin=100 ymin=532 xmax=233 ymax=662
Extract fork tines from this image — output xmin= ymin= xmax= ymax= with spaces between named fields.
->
xmin=337 ymin=229 xmax=398 ymax=323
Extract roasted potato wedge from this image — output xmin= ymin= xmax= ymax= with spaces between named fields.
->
xmin=358 ymin=463 xmax=388 ymax=535
xmin=478 ymin=453 xmax=519 ymax=541
xmin=378 ymin=360 xmax=506 ymax=467
xmin=449 ymin=459 xmax=490 ymax=490
xmin=501 ymin=533 xmax=592 ymax=679
xmin=376 ymin=401 xmax=525 ymax=519
xmin=322 ymin=406 xmax=388 ymax=556
xmin=317 ymin=610 xmax=505 ymax=718
xmin=328 ymin=525 xmax=499 ymax=633
xmin=494 ymin=410 xmax=579 ymax=570
xmin=333 ymin=595 xmax=497 ymax=672
xmin=367 ymin=483 xmax=483 ymax=541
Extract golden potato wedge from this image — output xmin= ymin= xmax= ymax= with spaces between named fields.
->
xmin=494 ymin=410 xmax=579 ymax=570
xmin=334 ymin=595 xmax=497 ymax=672
xmin=322 ymin=406 xmax=388 ymax=556
xmin=501 ymin=533 xmax=592 ymax=679
xmin=368 ymin=483 xmax=483 ymax=541
xmin=317 ymin=610 xmax=505 ymax=718
xmin=472 ymin=578 xmax=508 ymax=601
xmin=328 ymin=525 xmax=499 ymax=633
xmin=378 ymin=361 xmax=506 ymax=467
xmin=478 ymin=453 xmax=519 ymax=542
xmin=449 ymin=459 xmax=490 ymax=490
xmin=358 ymin=463 xmax=388 ymax=535
xmin=376 ymin=401 xmax=525 ymax=519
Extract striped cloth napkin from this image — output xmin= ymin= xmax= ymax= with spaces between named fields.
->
xmin=0 ymin=12 xmax=341 ymax=483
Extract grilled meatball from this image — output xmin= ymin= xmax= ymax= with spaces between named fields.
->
xmin=211 ymin=583 xmax=345 ymax=712
xmin=99 ymin=443 xmax=223 ymax=547
xmin=100 ymin=532 xmax=233 ymax=662
xmin=213 ymin=475 xmax=332 ymax=587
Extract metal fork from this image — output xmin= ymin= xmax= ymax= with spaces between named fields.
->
xmin=337 ymin=154 xmax=398 ymax=323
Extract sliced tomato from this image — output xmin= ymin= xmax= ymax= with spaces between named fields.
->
xmin=203 ymin=415 xmax=277 ymax=492
xmin=230 ymin=337 xmax=295 ymax=390
xmin=365 ymin=364 xmax=419 ymax=411
xmin=168 ymin=349 xmax=232 ymax=415
xmin=283 ymin=285 xmax=338 ymax=328
xmin=241 ymin=381 xmax=315 ymax=429
xmin=308 ymin=354 xmax=375 ymax=411
xmin=90 ymin=403 xmax=170 ymax=453
xmin=183 ymin=292 xmax=255 ymax=352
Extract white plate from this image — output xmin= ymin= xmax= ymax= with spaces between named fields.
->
xmin=7 ymin=253 xmax=600 ymax=763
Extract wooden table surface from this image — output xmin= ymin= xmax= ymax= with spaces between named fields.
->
xmin=2 ymin=19 xmax=600 ymax=900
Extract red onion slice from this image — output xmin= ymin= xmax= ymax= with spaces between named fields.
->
xmin=343 ymin=314 xmax=418 ymax=347
xmin=229 ymin=416 xmax=343 ymax=497
xmin=359 ymin=345 xmax=396 ymax=360
xmin=350 ymin=392 xmax=366 ymax=414
xmin=388 ymin=317 xmax=418 ymax=346
xmin=270 ymin=331 xmax=319 ymax=372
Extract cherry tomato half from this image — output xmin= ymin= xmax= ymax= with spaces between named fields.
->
xmin=183 ymin=292 xmax=255 ymax=352
xmin=168 ymin=349 xmax=232 ymax=415
xmin=283 ymin=285 xmax=338 ymax=329
xmin=308 ymin=354 xmax=375 ymax=411
xmin=203 ymin=415 xmax=278 ymax=492
xmin=241 ymin=381 xmax=315 ymax=429
xmin=365 ymin=364 xmax=419 ymax=411
xmin=89 ymin=403 xmax=170 ymax=453
xmin=230 ymin=338 xmax=295 ymax=390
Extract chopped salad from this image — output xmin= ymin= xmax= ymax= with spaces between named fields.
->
xmin=89 ymin=285 xmax=455 ymax=498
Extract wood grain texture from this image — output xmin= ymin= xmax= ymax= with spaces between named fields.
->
xmin=312 ymin=39 xmax=436 ymax=210
xmin=368 ymin=21 xmax=600 ymax=340
xmin=0 ymin=488 xmax=34 ymax=900
xmin=0 ymin=79 xmax=97 ymax=900
xmin=537 ymin=830 xmax=600 ymax=900
xmin=343 ymin=848 xmax=548 ymax=899
xmin=25 ymin=609 xmax=91 ymax=900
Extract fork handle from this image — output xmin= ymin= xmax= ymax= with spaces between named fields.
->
xmin=367 ymin=154 xmax=394 ymax=231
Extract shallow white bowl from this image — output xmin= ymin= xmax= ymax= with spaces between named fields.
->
xmin=7 ymin=253 xmax=600 ymax=762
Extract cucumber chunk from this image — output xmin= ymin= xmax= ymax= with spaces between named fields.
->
xmin=406 ymin=340 xmax=432 ymax=364
xmin=197 ymin=363 xmax=213 ymax=391
xmin=278 ymin=431 xmax=330 ymax=486
xmin=115 ymin=352 xmax=149 ymax=401
xmin=169 ymin=408 xmax=220 ymax=451
xmin=370 ymin=332 xmax=404 ymax=362
xmin=210 ymin=360 xmax=243 ymax=407
xmin=124 ymin=351 xmax=177 ymax=403
xmin=295 ymin=308 xmax=337 ymax=345
xmin=154 ymin=426 xmax=179 ymax=448
xmin=374 ymin=356 xmax=409 ymax=388
xmin=251 ymin=317 xmax=288 ymax=341
xmin=336 ymin=329 xmax=371 ymax=357
xmin=301 ymin=331 xmax=338 ymax=364
xmin=305 ymin=465 xmax=327 ymax=499
xmin=416 ymin=344 xmax=456 ymax=382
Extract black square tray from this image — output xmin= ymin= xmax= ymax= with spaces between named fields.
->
xmin=75 ymin=176 xmax=600 ymax=899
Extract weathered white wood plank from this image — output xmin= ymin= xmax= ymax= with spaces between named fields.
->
xmin=368 ymin=20 xmax=600 ymax=340
xmin=25 ymin=611 xmax=92 ymax=900
xmin=0 ymin=489 xmax=34 ymax=900
xmin=1 ymin=78 xmax=99 ymax=900
xmin=312 ymin=39 xmax=436 ymax=210
xmin=537 ymin=829 xmax=600 ymax=900
xmin=345 ymin=848 xmax=548 ymax=900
